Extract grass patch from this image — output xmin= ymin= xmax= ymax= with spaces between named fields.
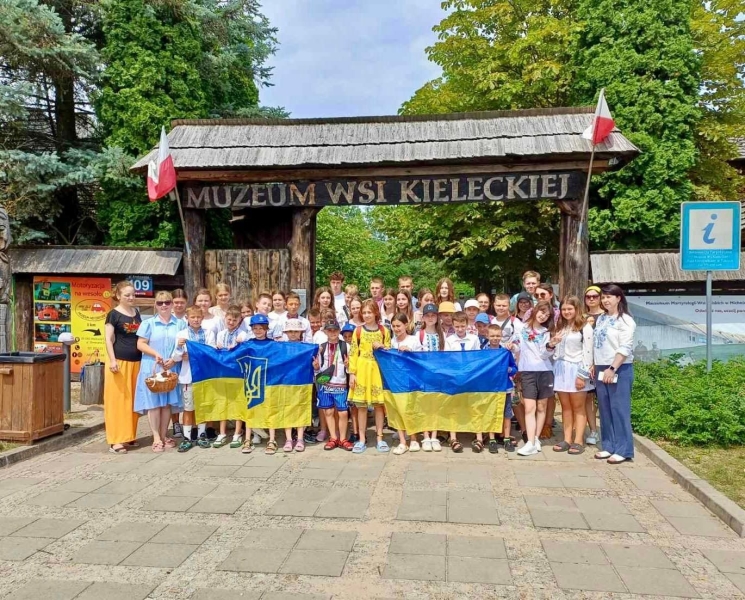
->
xmin=0 ymin=441 xmax=20 ymax=452
xmin=659 ymin=441 xmax=745 ymax=509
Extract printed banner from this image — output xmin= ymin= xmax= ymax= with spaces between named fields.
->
xmin=188 ymin=339 xmax=317 ymax=428
xmin=33 ymin=276 xmax=112 ymax=373
xmin=375 ymin=348 xmax=516 ymax=434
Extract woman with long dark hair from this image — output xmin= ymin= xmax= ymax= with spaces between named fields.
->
xmin=593 ymin=284 xmax=636 ymax=464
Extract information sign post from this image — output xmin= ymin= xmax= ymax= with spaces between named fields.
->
xmin=680 ymin=201 xmax=741 ymax=371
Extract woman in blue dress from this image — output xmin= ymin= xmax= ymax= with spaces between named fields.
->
xmin=134 ymin=291 xmax=182 ymax=452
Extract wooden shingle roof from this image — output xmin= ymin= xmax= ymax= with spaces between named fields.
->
xmin=131 ymin=107 xmax=639 ymax=172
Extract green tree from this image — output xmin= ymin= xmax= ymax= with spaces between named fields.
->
xmin=573 ymin=0 xmax=701 ymax=249
xmin=0 ymin=0 xmax=102 ymax=243
xmin=94 ymin=0 xmax=281 ymax=247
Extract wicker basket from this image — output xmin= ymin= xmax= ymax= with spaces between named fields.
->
xmin=145 ymin=366 xmax=179 ymax=394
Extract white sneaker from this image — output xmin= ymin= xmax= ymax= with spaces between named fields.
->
xmin=252 ymin=433 xmax=261 ymax=444
xmin=586 ymin=431 xmax=598 ymax=445
xmin=392 ymin=444 xmax=408 ymax=456
xmin=594 ymin=450 xmax=612 ymax=459
xmin=517 ymin=441 xmax=535 ymax=456
xmin=409 ymin=440 xmax=421 ymax=452
xmin=431 ymin=439 xmax=442 ymax=452
xmin=535 ymin=439 xmax=542 ymax=451
xmin=421 ymin=438 xmax=433 ymax=452
xmin=253 ymin=428 xmax=268 ymax=439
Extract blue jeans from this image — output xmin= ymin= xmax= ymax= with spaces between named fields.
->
xmin=595 ymin=364 xmax=634 ymax=458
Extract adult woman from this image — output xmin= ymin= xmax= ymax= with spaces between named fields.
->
xmin=435 ymin=277 xmax=462 ymax=311
xmin=134 ymin=291 xmax=183 ymax=452
xmin=514 ymin=292 xmax=532 ymax=321
xmin=583 ymin=285 xmax=604 ymax=445
xmin=552 ymin=296 xmax=594 ymax=455
xmin=103 ymin=281 xmax=142 ymax=454
xmin=593 ymin=284 xmax=636 ymax=464
xmin=395 ymin=289 xmax=415 ymax=332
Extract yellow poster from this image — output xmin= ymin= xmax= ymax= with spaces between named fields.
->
xmin=33 ymin=277 xmax=112 ymax=373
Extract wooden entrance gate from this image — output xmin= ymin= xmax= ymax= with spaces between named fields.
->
xmin=205 ymin=249 xmax=291 ymax=302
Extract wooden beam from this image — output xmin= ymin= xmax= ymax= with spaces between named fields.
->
xmin=13 ymin=275 xmax=32 ymax=352
xmin=289 ymin=208 xmax=318 ymax=298
xmin=183 ymin=208 xmax=206 ymax=302
xmin=175 ymin=160 xmax=612 ymax=183
xmin=558 ymin=207 xmax=589 ymax=300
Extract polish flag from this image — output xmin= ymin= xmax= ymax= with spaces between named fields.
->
xmin=147 ymin=127 xmax=177 ymax=201
xmin=582 ymin=89 xmax=615 ymax=145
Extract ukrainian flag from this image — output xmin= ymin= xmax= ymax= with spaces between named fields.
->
xmin=374 ymin=349 xmax=516 ymax=433
xmin=188 ymin=340 xmax=317 ymax=428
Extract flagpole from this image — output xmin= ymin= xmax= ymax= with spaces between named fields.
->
xmin=576 ymin=142 xmax=596 ymax=245
xmin=170 ymin=187 xmax=192 ymax=256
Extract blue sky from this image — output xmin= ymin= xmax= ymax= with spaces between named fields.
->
xmin=259 ymin=0 xmax=446 ymax=118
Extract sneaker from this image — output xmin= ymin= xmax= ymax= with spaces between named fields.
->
xmin=229 ymin=436 xmax=243 ymax=449
xmin=304 ymin=431 xmax=320 ymax=444
xmin=586 ymin=431 xmax=598 ymax=445
xmin=409 ymin=440 xmax=421 ymax=452
xmin=421 ymin=438 xmax=433 ymax=452
xmin=252 ymin=432 xmax=262 ymax=444
xmin=392 ymin=444 xmax=408 ymax=455
xmin=172 ymin=422 xmax=183 ymax=438
xmin=348 ymin=433 xmax=359 ymax=444
xmin=431 ymin=439 xmax=442 ymax=452
xmin=197 ymin=433 xmax=211 ymax=449
xmin=488 ymin=439 xmax=500 ymax=454
xmin=517 ymin=441 xmax=536 ymax=456
xmin=205 ymin=427 xmax=218 ymax=442
xmin=316 ymin=430 xmax=328 ymax=442
xmin=504 ymin=438 xmax=516 ymax=452
xmin=535 ymin=439 xmax=542 ymax=452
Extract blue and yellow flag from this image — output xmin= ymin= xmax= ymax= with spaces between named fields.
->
xmin=188 ymin=340 xmax=317 ymax=428
xmin=374 ymin=348 xmax=516 ymax=434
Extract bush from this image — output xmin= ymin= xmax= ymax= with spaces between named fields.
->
xmin=631 ymin=357 xmax=745 ymax=445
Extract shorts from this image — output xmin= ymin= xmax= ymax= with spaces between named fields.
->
xmin=503 ymin=393 xmax=514 ymax=419
xmin=181 ymin=384 xmax=194 ymax=411
xmin=317 ymin=384 xmax=349 ymax=411
xmin=520 ymin=371 xmax=554 ymax=400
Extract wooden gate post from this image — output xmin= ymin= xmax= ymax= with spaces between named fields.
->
xmin=183 ymin=207 xmax=206 ymax=302
xmin=289 ymin=208 xmax=318 ymax=300
xmin=556 ymin=199 xmax=589 ymax=300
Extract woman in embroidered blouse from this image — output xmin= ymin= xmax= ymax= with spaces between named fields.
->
xmin=134 ymin=291 xmax=183 ymax=452
xmin=552 ymin=296 xmax=594 ymax=455
xmin=103 ymin=281 xmax=142 ymax=454
xmin=593 ymin=284 xmax=636 ymax=465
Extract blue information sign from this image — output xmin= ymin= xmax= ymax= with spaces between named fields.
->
xmin=680 ymin=202 xmax=741 ymax=271
xmin=129 ymin=275 xmax=153 ymax=297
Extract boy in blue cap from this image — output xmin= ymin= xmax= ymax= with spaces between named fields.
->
xmin=475 ymin=313 xmax=491 ymax=349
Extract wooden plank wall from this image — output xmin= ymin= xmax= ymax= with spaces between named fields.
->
xmin=205 ymin=249 xmax=291 ymax=303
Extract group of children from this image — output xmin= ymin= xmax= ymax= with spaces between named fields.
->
xmin=163 ymin=270 xmax=601 ymax=459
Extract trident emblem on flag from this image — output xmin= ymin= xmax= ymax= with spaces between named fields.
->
xmin=237 ymin=355 xmax=268 ymax=409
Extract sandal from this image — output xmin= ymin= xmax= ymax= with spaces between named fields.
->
xmin=376 ymin=439 xmax=390 ymax=453
xmin=163 ymin=437 xmax=177 ymax=449
xmin=488 ymin=439 xmax=500 ymax=454
xmin=339 ymin=439 xmax=354 ymax=451
xmin=265 ymin=440 xmax=278 ymax=455
xmin=449 ymin=438 xmax=463 ymax=453
xmin=124 ymin=441 xmax=140 ymax=448
xmin=553 ymin=441 xmax=571 ymax=452
xmin=177 ymin=440 xmax=193 ymax=453
xmin=109 ymin=445 xmax=127 ymax=454
xmin=283 ymin=440 xmax=294 ymax=453
xmin=241 ymin=440 xmax=254 ymax=454
xmin=294 ymin=441 xmax=305 ymax=452
xmin=324 ymin=439 xmax=339 ymax=451
xmin=352 ymin=441 xmax=367 ymax=454
xmin=392 ymin=443 xmax=408 ymax=455
xmin=568 ymin=443 xmax=585 ymax=455
xmin=471 ymin=439 xmax=484 ymax=453
xmin=152 ymin=441 xmax=164 ymax=453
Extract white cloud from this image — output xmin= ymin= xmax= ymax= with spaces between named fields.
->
xmin=259 ymin=0 xmax=445 ymax=117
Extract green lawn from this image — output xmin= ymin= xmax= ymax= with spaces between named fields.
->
xmin=659 ymin=441 xmax=745 ymax=509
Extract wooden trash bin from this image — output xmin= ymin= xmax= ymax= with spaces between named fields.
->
xmin=0 ymin=352 xmax=65 ymax=443
xmin=80 ymin=363 xmax=104 ymax=405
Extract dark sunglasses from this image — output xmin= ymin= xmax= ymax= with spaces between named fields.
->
xmin=585 ymin=294 xmax=600 ymax=300
xmin=156 ymin=301 xmax=172 ymax=307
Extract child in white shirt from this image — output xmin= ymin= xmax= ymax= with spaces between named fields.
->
xmin=444 ymin=311 xmax=480 ymax=453
xmin=389 ymin=313 xmax=422 ymax=455
xmin=214 ymin=306 xmax=248 ymax=449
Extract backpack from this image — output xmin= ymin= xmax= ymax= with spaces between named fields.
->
xmin=319 ymin=340 xmax=348 ymax=365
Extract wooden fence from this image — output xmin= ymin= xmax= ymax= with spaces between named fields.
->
xmin=205 ymin=249 xmax=291 ymax=302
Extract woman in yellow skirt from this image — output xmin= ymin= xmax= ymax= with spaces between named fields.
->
xmin=348 ymin=299 xmax=391 ymax=454
xmin=103 ymin=281 xmax=142 ymax=453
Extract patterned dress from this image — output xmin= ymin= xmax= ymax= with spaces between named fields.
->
xmin=348 ymin=324 xmax=391 ymax=405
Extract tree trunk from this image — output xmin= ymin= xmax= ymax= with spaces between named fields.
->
xmin=556 ymin=200 xmax=589 ymax=299
xmin=289 ymin=208 xmax=318 ymax=298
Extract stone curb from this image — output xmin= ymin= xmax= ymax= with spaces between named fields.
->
xmin=634 ymin=433 xmax=745 ymax=538
xmin=0 ymin=421 xmax=105 ymax=469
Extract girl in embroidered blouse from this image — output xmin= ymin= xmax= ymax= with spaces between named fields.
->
xmin=552 ymin=296 xmax=594 ymax=455
xmin=593 ymin=284 xmax=636 ymax=465
xmin=348 ymin=299 xmax=391 ymax=454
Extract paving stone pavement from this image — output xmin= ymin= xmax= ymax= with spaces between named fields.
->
xmin=1 ymin=423 xmax=745 ymax=599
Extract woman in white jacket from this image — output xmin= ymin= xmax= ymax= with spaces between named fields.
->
xmin=552 ymin=296 xmax=594 ymax=455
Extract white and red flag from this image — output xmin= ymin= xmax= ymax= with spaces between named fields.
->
xmin=582 ymin=88 xmax=615 ymax=145
xmin=147 ymin=127 xmax=177 ymax=201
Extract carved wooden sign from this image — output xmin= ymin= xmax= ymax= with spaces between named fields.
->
xmin=183 ymin=171 xmax=585 ymax=209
